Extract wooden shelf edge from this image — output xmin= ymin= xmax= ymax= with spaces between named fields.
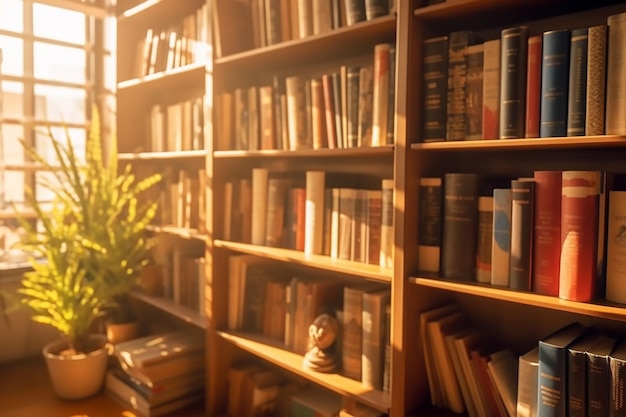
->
xmin=214 ymin=145 xmax=394 ymax=159
xmin=146 ymin=225 xmax=207 ymax=241
xmin=410 ymin=276 xmax=626 ymax=322
xmin=213 ymin=240 xmax=392 ymax=282
xmin=411 ymin=135 xmax=626 ymax=151
xmin=118 ymin=150 xmax=207 ymax=161
xmin=117 ymin=62 xmax=206 ymax=92
xmin=130 ymin=291 xmax=207 ymax=329
xmin=217 ymin=331 xmax=390 ymax=413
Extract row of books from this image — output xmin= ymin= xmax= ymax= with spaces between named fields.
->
xmin=106 ymin=329 xmax=206 ymax=417
xmin=421 ymin=11 xmax=626 ymax=142
xmin=132 ymin=4 xmax=211 ymax=79
xmin=421 ymin=305 xmax=626 ymax=417
xmin=213 ymin=0 xmax=395 ymax=57
xmin=157 ymin=167 xmax=207 ymax=232
xmin=227 ymin=363 xmax=387 ymax=417
xmin=146 ymin=97 xmax=205 ymax=153
xmin=418 ymin=170 xmax=626 ymax=304
xmin=215 ymin=43 xmax=396 ymax=151
xmin=223 ymin=169 xmax=394 ymax=268
xmin=227 ymin=254 xmax=391 ymax=391
xmin=420 ymin=303 xmax=517 ymax=417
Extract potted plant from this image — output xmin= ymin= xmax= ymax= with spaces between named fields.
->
xmin=14 ymin=105 xmax=162 ymax=399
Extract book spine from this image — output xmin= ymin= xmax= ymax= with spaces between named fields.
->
xmin=297 ymin=0 xmax=312 ymax=38
xmin=366 ymin=190 xmax=383 ymax=266
xmin=442 ymin=173 xmax=479 ymax=281
xmin=312 ymin=0 xmax=333 ymax=35
xmin=566 ymin=28 xmax=589 ymax=136
xmin=476 ymin=196 xmax=494 ymax=283
xmin=540 ymin=29 xmax=570 ymax=138
xmin=264 ymin=0 xmax=282 ymax=45
xmin=418 ymin=177 xmax=443 ymax=274
xmin=588 ymin=347 xmax=612 ymax=417
xmin=338 ymin=188 xmax=356 ymax=260
xmin=482 ymin=38 xmax=501 ymax=140
xmin=422 ymin=36 xmax=448 ymax=142
xmin=606 ymin=12 xmax=626 ymax=135
xmin=285 ymin=75 xmax=309 ymax=150
xmin=351 ymin=189 xmax=368 ymax=263
xmin=532 ymin=171 xmax=562 ymax=296
xmin=380 ymin=179 xmax=394 ymax=268
xmin=357 ymin=66 xmax=374 ymax=147
xmin=585 ymin=24 xmax=607 ymax=136
xmin=371 ymin=43 xmax=390 ymax=147
xmin=386 ymin=46 xmax=396 ymax=145
xmin=346 ymin=66 xmax=361 ymax=148
xmin=559 ymin=171 xmax=600 ymax=302
xmin=605 ymin=190 xmax=626 ymax=303
xmin=509 ymin=179 xmax=534 ymax=291
xmin=465 ymin=43 xmax=484 ymax=140
xmin=362 ymin=290 xmax=390 ymax=390
xmin=568 ymin=347 xmax=587 ymax=417
xmin=610 ymin=349 xmax=626 ymax=417
xmin=517 ymin=348 xmax=540 ymax=417
xmin=345 ymin=0 xmax=366 ymax=26
xmin=500 ymin=26 xmax=528 ymax=139
xmin=251 ymin=168 xmax=269 ymax=246
xmin=365 ymin=0 xmax=389 ymax=20
xmin=525 ymin=35 xmax=542 ymax=138
xmin=304 ymin=171 xmax=326 ymax=255
xmin=322 ymin=73 xmax=338 ymax=149
xmin=264 ymin=178 xmax=286 ymax=247
xmin=342 ymin=287 xmax=365 ymax=381
xmin=447 ymin=31 xmax=474 ymax=141
xmin=310 ymin=77 xmax=327 ymax=149
xmin=259 ymin=85 xmax=276 ymax=150
xmin=491 ymin=188 xmax=512 ymax=287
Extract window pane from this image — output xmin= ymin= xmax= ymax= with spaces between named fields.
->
xmin=33 ymin=3 xmax=85 ymax=45
xmin=0 ymin=0 xmax=23 ymax=33
xmin=1 ymin=124 xmax=25 ymax=207
xmin=0 ymin=35 xmax=23 ymax=76
xmin=34 ymin=84 xmax=86 ymax=124
xmin=34 ymin=42 xmax=86 ymax=83
xmin=2 ymin=81 xmax=23 ymax=119
xmin=35 ymin=126 xmax=86 ymax=202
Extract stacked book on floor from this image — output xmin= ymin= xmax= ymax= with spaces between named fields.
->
xmin=106 ymin=329 xmax=206 ymax=417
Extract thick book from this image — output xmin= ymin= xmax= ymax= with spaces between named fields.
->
xmin=606 ymin=12 xmax=626 ymax=135
xmin=285 ymin=75 xmax=311 ymax=150
xmin=366 ymin=189 xmax=383 ymax=266
xmin=509 ymin=179 xmax=534 ymax=291
xmin=500 ymin=26 xmax=528 ymax=139
xmin=265 ymin=177 xmax=288 ymax=247
xmin=361 ymin=288 xmax=391 ymax=390
xmin=345 ymin=0 xmax=366 ymax=26
xmin=567 ymin=329 xmax=604 ymax=417
xmin=559 ymin=171 xmax=601 ymax=302
xmin=304 ymin=170 xmax=326 ymax=255
xmin=491 ymin=188 xmax=512 ymax=287
xmin=525 ymin=35 xmax=542 ymax=138
xmin=447 ymin=31 xmax=479 ymax=141
xmin=371 ymin=43 xmax=391 ymax=147
xmin=346 ymin=66 xmax=361 ymax=148
xmin=482 ymin=38 xmax=501 ymax=140
xmin=114 ymin=330 xmax=205 ymax=369
xmin=540 ymin=29 xmax=570 ymax=138
xmin=357 ymin=66 xmax=374 ymax=147
xmin=538 ymin=323 xmax=588 ymax=417
xmin=587 ymin=333 xmax=617 ymax=417
xmin=442 ymin=173 xmax=479 ymax=281
xmin=517 ymin=347 xmax=539 ymax=417
xmin=251 ymin=167 xmax=269 ymax=246
xmin=365 ymin=0 xmax=389 ymax=20
xmin=418 ymin=177 xmax=443 ymax=274
xmin=532 ymin=171 xmax=562 ymax=296
xmin=446 ymin=328 xmax=479 ymax=417
xmin=609 ymin=339 xmax=626 ymax=417
xmin=585 ymin=25 xmax=607 ymax=136
xmin=476 ymin=196 xmax=494 ymax=283
xmin=605 ymin=189 xmax=626 ymax=304
xmin=422 ymin=36 xmax=448 ymax=142
xmin=380 ymin=179 xmax=394 ymax=268
xmin=566 ymin=28 xmax=589 ymax=136
xmin=465 ymin=43 xmax=484 ymax=140
xmin=310 ymin=77 xmax=327 ymax=149
xmin=486 ymin=349 xmax=518 ymax=417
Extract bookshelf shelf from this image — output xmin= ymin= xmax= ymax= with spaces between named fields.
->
xmin=130 ymin=291 xmax=206 ymax=329
xmin=118 ymin=150 xmax=207 ymax=162
xmin=213 ymin=145 xmax=394 ymax=160
xmin=117 ymin=62 xmax=206 ymax=95
xmin=117 ymin=0 xmax=204 ymax=25
xmin=217 ymin=330 xmax=390 ymax=413
xmin=410 ymin=135 xmax=626 ymax=152
xmin=214 ymin=240 xmax=393 ymax=283
xmin=411 ymin=277 xmax=626 ymax=323
xmin=214 ymin=15 xmax=396 ymax=75
xmin=146 ymin=225 xmax=207 ymax=241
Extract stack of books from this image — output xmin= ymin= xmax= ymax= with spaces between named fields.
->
xmin=105 ymin=329 xmax=206 ymax=417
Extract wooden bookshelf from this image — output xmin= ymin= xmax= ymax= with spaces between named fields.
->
xmin=130 ymin=291 xmax=206 ymax=328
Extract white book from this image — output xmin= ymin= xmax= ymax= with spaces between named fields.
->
xmin=304 ymin=170 xmax=326 ymax=255
xmin=491 ymin=188 xmax=512 ymax=287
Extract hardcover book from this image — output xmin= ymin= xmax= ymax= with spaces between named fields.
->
xmin=566 ymin=28 xmax=589 ymax=136
xmin=491 ymin=188 xmax=512 ymax=287
xmin=509 ymin=179 xmax=534 ymax=291
xmin=540 ymin=29 xmax=570 ymax=138
xmin=422 ymin=36 xmax=448 ymax=142
xmin=418 ymin=177 xmax=443 ymax=274
xmin=500 ymin=26 xmax=528 ymax=139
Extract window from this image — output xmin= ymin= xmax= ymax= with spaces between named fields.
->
xmin=0 ymin=0 xmax=113 ymax=251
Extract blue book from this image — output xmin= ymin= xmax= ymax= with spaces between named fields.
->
xmin=540 ymin=29 xmax=571 ymax=137
xmin=499 ymin=26 xmax=528 ymax=139
xmin=538 ymin=323 xmax=588 ymax=417
xmin=567 ymin=28 xmax=589 ymax=136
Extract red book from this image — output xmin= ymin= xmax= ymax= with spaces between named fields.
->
xmin=525 ymin=35 xmax=542 ymax=138
xmin=559 ymin=171 xmax=601 ymax=302
xmin=532 ymin=171 xmax=562 ymax=296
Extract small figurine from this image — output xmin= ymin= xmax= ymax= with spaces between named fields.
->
xmin=302 ymin=313 xmax=339 ymax=373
